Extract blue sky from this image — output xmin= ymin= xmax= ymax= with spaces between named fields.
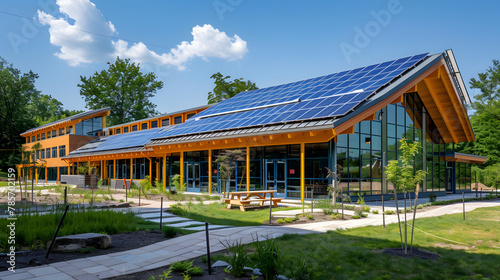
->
xmin=1 ymin=0 xmax=499 ymax=114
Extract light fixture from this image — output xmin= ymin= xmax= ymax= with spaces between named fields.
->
xmin=365 ymin=137 xmax=371 ymax=144
xmin=378 ymin=111 xmax=383 ymax=121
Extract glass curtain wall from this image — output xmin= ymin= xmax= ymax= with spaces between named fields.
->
xmin=336 ymin=92 xmax=447 ymax=196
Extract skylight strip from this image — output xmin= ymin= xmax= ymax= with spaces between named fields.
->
xmin=195 ymin=98 xmax=301 ymax=121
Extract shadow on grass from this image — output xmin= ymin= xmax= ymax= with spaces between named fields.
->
xmin=276 ymin=230 xmax=499 ymax=280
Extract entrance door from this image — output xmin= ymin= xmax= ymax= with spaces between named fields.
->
xmin=265 ymin=160 xmax=286 ymax=197
xmin=446 ymin=168 xmax=453 ymax=193
xmin=186 ymin=162 xmax=201 ymax=192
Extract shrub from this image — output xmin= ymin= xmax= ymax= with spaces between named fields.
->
xmin=385 ymin=210 xmax=395 ymax=215
xmin=162 ymin=226 xmax=180 ymax=238
xmin=171 ymin=260 xmax=193 ymax=272
xmin=224 ymin=240 xmax=248 ymax=278
xmin=417 ymin=204 xmax=423 ymax=209
xmin=254 ymin=238 xmax=282 ymax=280
xmin=331 ymin=213 xmax=343 ymax=219
xmin=372 ymin=210 xmax=379 ymax=214
xmin=284 ymin=217 xmax=294 ymax=223
xmin=277 ymin=219 xmax=286 ymax=224
xmin=429 ymin=193 xmax=437 ymax=202
xmin=362 ymin=205 xmax=371 ymax=212
xmin=307 ymin=214 xmax=314 ymax=220
xmin=344 ymin=205 xmax=355 ymax=210
xmin=352 ymin=215 xmax=361 ymax=219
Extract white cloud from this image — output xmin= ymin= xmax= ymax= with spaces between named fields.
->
xmin=38 ymin=0 xmax=248 ymax=69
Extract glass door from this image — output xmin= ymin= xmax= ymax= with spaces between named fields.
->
xmin=186 ymin=162 xmax=201 ymax=192
xmin=446 ymin=168 xmax=453 ymax=193
xmin=265 ymin=160 xmax=287 ymax=197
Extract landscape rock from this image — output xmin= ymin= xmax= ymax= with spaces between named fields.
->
xmin=211 ymin=260 xmax=230 ymax=268
xmin=244 ymin=266 xmax=254 ymax=272
xmin=336 ymin=226 xmax=346 ymax=231
xmin=253 ymin=268 xmax=262 ymax=275
xmin=277 ymin=275 xmax=290 ymax=280
xmin=48 ymin=233 xmax=111 ymax=252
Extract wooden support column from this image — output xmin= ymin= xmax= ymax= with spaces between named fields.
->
xmin=180 ymin=152 xmax=184 ymax=190
xmin=163 ymin=154 xmax=167 ymax=191
xmin=35 ymin=168 xmax=38 ymax=184
xmin=246 ymin=146 xmax=250 ymax=192
xmin=300 ymin=143 xmax=305 ymax=202
xmin=57 ymin=167 xmax=60 ymax=183
xmin=45 ymin=167 xmax=47 ymax=183
xmin=87 ymin=161 xmax=91 ymax=175
xmin=130 ymin=158 xmax=133 ymax=180
xmin=113 ymin=159 xmax=116 ymax=179
xmin=149 ymin=158 xmax=152 ymax=183
xmin=208 ymin=149 xmax=212 ymax=195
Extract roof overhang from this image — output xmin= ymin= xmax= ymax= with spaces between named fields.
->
xmin=445 ymin=152 xmax=487 ymax=164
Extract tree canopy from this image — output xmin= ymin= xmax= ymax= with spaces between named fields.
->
xmin=30 ymin=93 xmax=83 ymax=126
xmin=456 ymin=60 xmax=500 ymax=166
xmin=78 ymin=57 xmax=164 ymax=126
xmin=0 ymin=57 xmax=39 ymax=168
xmin=207 ymin=72 xmax=258 ymax=104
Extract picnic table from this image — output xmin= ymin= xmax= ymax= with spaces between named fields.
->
xmin=224 ymin=190 xmax=282 ymax=211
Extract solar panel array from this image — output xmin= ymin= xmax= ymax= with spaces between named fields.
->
xmin=70 ymin=126 xmax=174 ymax=154
xmin=152 ymin=53 xmax=428 ymax=140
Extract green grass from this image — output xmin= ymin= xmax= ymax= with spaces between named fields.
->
xmin=170 ymin=202 xmax=301 ymax=226
xmin=272 ymin=206 xmax=500 ymax=279
xmin=0 ymin=209 xmax=172 ymax=252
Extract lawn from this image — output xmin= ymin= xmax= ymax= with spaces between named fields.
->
xmin=170 ymin=202 xmax=302 ymax=226
xmin=268 ymin=206 xmax=500 ymax=279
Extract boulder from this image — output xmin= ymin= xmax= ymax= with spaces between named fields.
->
xmin=211 ymin=260 xmax=230 ymax=268
xmin=49 ymin=233 xmax=111 ymax=251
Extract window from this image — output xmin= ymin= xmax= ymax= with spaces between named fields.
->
xmin=67 ymin=126 xmax=73 ymax=134
xmin=47 ymin=132 xmax=51 ymax=139
xmin=40 ymin=149 xmax=45 ymax=159
xmin=36 ymin=150 xmax=40 ymax=160
xmin=52 ymin=147 xmax=57 ymax=158
xmin=31 ymin=136 xmax=35 ymax=142
xmin=116 ymin=128 xmax=121 ymax=134
xmin=52 ymin=130 xmax=57 ymax=137
xmin=123 ymin=127 xmax=129 ymax=133
xmin=187 ymin=113 xmax=195 ymax=119
xmin=141 ymin=123 xmax=148 ymax=130
xmin=46 ymin=148 xmax=51 ymax=159
xmin=132 ymin=125 xmax=138 ymax=131
xmin=59 ymin=145 xmax=66 ymax=157
xmin=161 ymin=119 xmax=169 ymax=127
xmin=151 ymin=121 xmax=158 ymax=128
xmin=41 ymin=133 xmax=45 ymax=140
xmin=174 ymin=116 xmax=182 ymax=124
xmin=37 ymin=134 xmax=40 ymax=141
xmin=109 ymin=130 xmax=113 ymax=135
xmin=26 ymin=137 xmax=30 ymax=143
xmin=59 ymin=128 xmax=65 ymax=136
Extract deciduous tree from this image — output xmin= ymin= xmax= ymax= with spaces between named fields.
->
xmin=78 ymin=57 xmax=163 ymax=126
xmin=207 ymin=72 xmax=258 ymax=104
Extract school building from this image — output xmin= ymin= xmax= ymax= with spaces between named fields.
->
xmin=19 ymin=50 xmax=487 ymax=201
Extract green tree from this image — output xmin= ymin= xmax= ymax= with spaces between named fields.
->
xmin=385 ymin=138 xmax=427 ymax=254
xmin=0 ymin=57 xmax=38 ymax=170
xmin=207 ymin=72 xmax=258 ymax=104
xmin=456 ymin=60 xmax=500 ymax=166
xmin=30 ymin=93 xmax=84 ymax=126
xmin=216 ymin=149 xmax=246 ymax=197
xmin=78 ymin=57 xmax=163 ymax=126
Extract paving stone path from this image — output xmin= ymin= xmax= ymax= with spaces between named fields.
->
xmin=1 ymin=197 xmax=498 ymax=280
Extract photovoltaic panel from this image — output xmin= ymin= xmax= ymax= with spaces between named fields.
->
xmin=145 ymin=53 xmax=428 ymax=141
xmin=70 ymin=126 xmax=175 ymax=154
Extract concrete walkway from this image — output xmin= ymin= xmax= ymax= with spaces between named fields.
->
xmin=1 ymin=199 xmax=498 ymax=280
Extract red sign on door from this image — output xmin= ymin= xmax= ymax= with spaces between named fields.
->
xmin=290 ymin=169 xmax=295 ymax=175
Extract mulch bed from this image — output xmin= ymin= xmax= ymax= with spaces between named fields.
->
xmin=0 ymin=230 xmax=167 ymax=270
xmin=383 ymin=247 xmax=441 ymax=260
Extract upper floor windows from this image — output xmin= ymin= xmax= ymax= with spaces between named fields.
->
xmin=151 ymin=121 xmax=158 ymax=128
xmin=74 ymin=116 xmax=103 ymax=136
xmin=174 ymin=116 xmax=182 ymax=124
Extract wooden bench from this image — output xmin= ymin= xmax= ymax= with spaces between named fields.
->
xmin=225 ymin=190 xmax=282 ymax=211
